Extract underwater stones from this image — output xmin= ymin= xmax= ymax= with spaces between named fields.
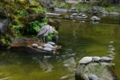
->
xmin=0 ymin=19 xmax=8 ymax=34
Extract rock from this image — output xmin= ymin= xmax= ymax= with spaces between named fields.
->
xmin=109 ymin=12 xmax=120 ymax=16
xmin=0 ymin=19 xmax=8 ymax=34
xmin=90 ymin=16 xmax=100 ymax=21
xmin=70 ymin=13 xmax=88 ymax=20
xmin=68 ymin=7 xmax=79 ymax=13
xmin=100 ymin=8 xmax=109 ymax=16
xmin=58 ymin=3 xmax=66 ymax=8
xmin=54 ymin=8 xmax=68 ymax=14
xmin=38 ymin=0 xmax=53 ymax=9
xmin=46 ymin=12 xmax=61 ymax=17
xmin=75 ymin=56 xmax=118 ymax=80
xmin=88 ymin=6 xmax=102 ymax=15
xmin=65 ymin=0 xmax=79 ymax=4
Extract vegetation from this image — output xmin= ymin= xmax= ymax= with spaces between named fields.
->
xmin=0 ymin=0 xmax=47 ymax=46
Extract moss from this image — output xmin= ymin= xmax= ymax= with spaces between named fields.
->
xmin=0 ymin=0 xmax=47 ymax=46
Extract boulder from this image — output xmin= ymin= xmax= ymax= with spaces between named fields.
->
xmin=75 ymin=57 xmax=118 ymax=80
xmin=0 ymin=19 xmax=8 ymax=34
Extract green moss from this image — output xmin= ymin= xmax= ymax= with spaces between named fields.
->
xmin=0 ymin=1 xmax=47 ymax=46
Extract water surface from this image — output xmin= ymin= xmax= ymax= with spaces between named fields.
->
xmin=0 ymin=19 xmax=120 ymax=80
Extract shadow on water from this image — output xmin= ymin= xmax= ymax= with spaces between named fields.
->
xmin=0 ymin=17 xmax=120 ymax=80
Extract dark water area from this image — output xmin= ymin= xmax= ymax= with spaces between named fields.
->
xmin=0 ymin=17 xmax=120 ymax=80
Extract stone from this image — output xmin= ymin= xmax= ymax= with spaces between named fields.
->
xmin=0 ymin=19 xmax=8 ymax=34
xmin=54 ymin=8 xmax=68 ymax=14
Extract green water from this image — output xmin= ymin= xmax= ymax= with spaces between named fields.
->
xmin=0 ymin=19 xmax=120 ymax=80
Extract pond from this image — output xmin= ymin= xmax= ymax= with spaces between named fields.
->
xmin=0 ymin=18 xmax=120 ymax=80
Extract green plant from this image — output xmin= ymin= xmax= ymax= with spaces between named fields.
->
xmin=17 ymin=10 xmax=28 ymax=16
xmin=12 ymin=25 xmax=21 ymax=34
xmin=46 ymin=33 xmax=53 ymax=41
xmin=76 ymin=3 xmax=92 ymax=10
xmin=29 ymin=20 xmax=47 ymax=33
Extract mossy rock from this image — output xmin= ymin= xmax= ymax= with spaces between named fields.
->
xmin=75 ymin=62 xmax=118 ymax=80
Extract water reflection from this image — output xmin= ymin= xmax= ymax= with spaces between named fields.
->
xmin=108 ymin=41 xmax=116 ymax=59
xmin=36 ymin=57 xmax=54 ymax=72
xmin=61 ymin=57 xmax=76 ymax=80
xmin=0 ymin=18 xmax=120 ymax=79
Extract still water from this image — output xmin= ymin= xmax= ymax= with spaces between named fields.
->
xmin=0 ymin=19 xmax=120 ymax=80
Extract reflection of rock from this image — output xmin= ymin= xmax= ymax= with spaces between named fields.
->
xmin=37 ymin=58 xmax=53 ymax=72
xmin=75 ymin=56 xmax=118 ymax=80
xmin=90 ymin=16 xmax=100 ymax=21
xmin=109 ymin=12 xmax=120 ymax=16
xmin=0 ymin=19 xmax=8 ymax=34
